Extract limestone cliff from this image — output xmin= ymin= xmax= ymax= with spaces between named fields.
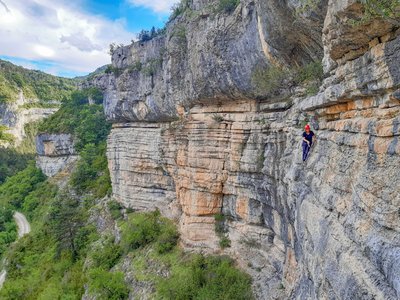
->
xmin=0 ymin=60 xmax=75 ymax=146
xmin=0 ymin=92 xmax=58 ymax=145
xmin=101 ymin=0 xmax=400 ymax=299
xmin=36 ymin=133 xmax=78 ymax=177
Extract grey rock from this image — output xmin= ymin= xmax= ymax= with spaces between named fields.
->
xmin=35 ymin=133 xmax=78 ymax=177
xmin=36 ymin=133 xmax=76 ymax=157
xmin=101 ymin=0 xmax=326 ymax=123
xmin=103 ymin=0 xmax=400 ymax=299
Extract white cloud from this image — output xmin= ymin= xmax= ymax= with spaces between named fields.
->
xmin=128 ymin=0 xmax=179 ymax=13
xmin=0 ymin=0 xmax=135 ymax=76
xmin=34 ymin=45 xmax=55 ymax=58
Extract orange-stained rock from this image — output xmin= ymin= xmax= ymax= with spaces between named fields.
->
xmin=179 ymin=188 xmax=222 ymax=216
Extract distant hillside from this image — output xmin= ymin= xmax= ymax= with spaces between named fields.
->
xmin=0 ymin=60 xmax=76 ymax=104
xmin=75 ymin=64 xmax=109 ymax=82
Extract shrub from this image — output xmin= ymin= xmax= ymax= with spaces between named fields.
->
xmin=108 ymin=200 xmax=123 ymax=220
xmin=171 ymin=26 xmax=187 ymax=46
xmin=293 ymin=61 xmax=324 ymax=96
xmin=105 ymin=65 xmax=123 ymax=76
xmin=142 ymin=58 xmax=163 ymax=77
xmin=74 ymin=225 xmax=99 ymax=257
xmin=219 ymin=236 xmax=231 ymax=248
xmin=251 ymin=65 xmax=289 ymax=95
xmin=154 ymin=222 xmax=179 ymax=254
xmin=217 ymin=0 xmax=240 ymax=13
xmin=212 ymin=114 xmax=224 ymax=123
xmin=295 ymin=61 xmax=323 ymax=84
xmin=128 ymin=61 xmax=143 ymax=73
xmin=89 ymin=237 xmax=122 ymax=270
xmin=38 ymin=89 xmax=111 ymax=148
xmin=70 ymin=142 xmax=111 ymax=198
xmin=120 ymin=210 xmax=179 ymax=254
xmin=169 ymin=0 xmax=190 ymax=21
xmin=297 ymin=0 xmax=400 ymax=25
xmin=214 ymin=213 xmax=231 ymax=249
xmin=157 ymin=255 xmax=254 ymax=300
xmin=88 ymin=268 xmax=129 ymax=300
xmin=296 ymin=0 xmax=320 ymax=15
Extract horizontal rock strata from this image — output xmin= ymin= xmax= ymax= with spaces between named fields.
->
xmin=102 ymin=0 xmax=400 ymax=299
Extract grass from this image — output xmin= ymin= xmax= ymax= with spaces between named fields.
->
xmin=212 ymin=113 xmax=225 ymax=123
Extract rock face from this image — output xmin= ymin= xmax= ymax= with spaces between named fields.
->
xmin=104 ymin=0 xmax=326 ymax=123
xmin=103 ymin=0 xmax=400 ymax=299
xmin=36 ymin=134 xmax=78 ymax=177
xmin=0 ymin=92 xmax=58 ymax=145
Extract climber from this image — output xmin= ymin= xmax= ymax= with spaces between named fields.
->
xmin=302 ymin=124 xmax=315 ymax=162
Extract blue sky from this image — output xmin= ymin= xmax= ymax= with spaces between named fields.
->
xmin=0 ymin=0 xmax=178 ymax=77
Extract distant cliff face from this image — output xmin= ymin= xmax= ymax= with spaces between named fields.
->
xmin=0 ymin=62 xmax=78 ymax=146
xmin=0 ymin=92 xmax=59 ymax=145
xmin=36 ymin=133 xmax=78 ymax=177
xmin=102 ymin=0 xmax=400 ymax=299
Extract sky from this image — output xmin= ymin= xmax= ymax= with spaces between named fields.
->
xmin=0 ymin=0 xmax=179 ymax=77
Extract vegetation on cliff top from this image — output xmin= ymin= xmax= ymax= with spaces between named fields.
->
xmin=0 ymin=60 xmax=76 ymax=104
xmin=297 ymin=0 xmax=400 ymax=25
xmin=252 ymin=60 xmax=324 ymax=97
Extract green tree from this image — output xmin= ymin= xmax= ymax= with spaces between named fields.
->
xmin=48 ymin=192 xmax=85 ymax=260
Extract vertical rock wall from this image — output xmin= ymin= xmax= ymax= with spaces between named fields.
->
xmin=104 ymin=0 xmax=400 ymax=298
